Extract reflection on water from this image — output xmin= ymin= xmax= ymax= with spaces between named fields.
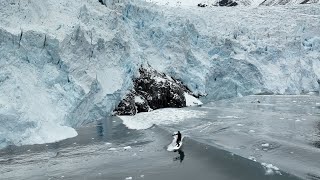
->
xmin=96 ymin=117 xmax=113 ymax=141
xmin=313 ymin=121 xmax=320 ymax=149
xmin=173 ymin=149 xmax=185 ymax=163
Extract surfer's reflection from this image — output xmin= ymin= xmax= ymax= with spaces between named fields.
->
xmin=313 ymin=121 xmax=320 ymax=149
xmin=173 ymin=149 xmax=185 ymax=163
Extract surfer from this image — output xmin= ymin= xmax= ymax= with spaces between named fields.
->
xmin=173 ymin=131 xmax=182 ymax=147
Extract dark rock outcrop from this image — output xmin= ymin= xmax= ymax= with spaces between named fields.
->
xmin=217 ymin=0 xmax=238 ymax=6
xmin=197 ymin=3 xmax=208 ymax=7
xmin=114 ymin=66 xmax=192 ymax=115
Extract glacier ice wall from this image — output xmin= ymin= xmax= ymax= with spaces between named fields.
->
xmin=147 ymin=0 xmax=320 ymax=7
xmin=0 ymin=0 xmax=320 ymax=147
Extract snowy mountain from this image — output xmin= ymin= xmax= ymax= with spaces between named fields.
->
xmin=0 ymin=0 xmax=320 ymax=148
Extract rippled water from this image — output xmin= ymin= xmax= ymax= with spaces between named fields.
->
xmin=160 ymin=95 xmax=320 ymax=179
xmin=1 ymin=95 xmax=319 ymax=180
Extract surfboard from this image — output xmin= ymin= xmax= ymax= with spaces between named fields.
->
xmin=167 ymin=135 xmax=183 ymax=151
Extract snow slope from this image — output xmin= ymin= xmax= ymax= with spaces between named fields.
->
xmin=0 ymin=0 xmax=320 ymax=147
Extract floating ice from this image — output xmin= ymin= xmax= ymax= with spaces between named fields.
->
xmin=261 ymin=143 xmax=270 ymax=147
xmin=119 ymin=108 xmax=206 ymax=130
xmin=261 ymin=163 xmax=281 ymax=175
xmin=248 ymin=156 xmax=257 ymax=162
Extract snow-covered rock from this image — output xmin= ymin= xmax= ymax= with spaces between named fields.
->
xmin=114 ymin=66 xmax=201 ymax=115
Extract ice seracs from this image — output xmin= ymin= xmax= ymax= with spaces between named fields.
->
xmin=147 ymin=0 xmax=320 ymax=6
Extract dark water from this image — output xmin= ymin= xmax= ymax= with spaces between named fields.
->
xmin=160 ymin=95 xmax=320 ymax=180
xmin=0 ymin=116 xmax=141 ymax=157
xmin=141 ymin=127 xmax=302 ymax=180
xmin=2 ymin=95 xmax=319 ymax=180
xmin=0 ymin=116 xmax=302 ymax=180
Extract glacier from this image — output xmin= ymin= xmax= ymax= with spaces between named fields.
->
xmin=0 ymin=0 xmax=320 ymax=148
xmin=147 ymin=0 xmax=320 ymax=7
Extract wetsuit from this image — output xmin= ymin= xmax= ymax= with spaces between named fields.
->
xmin=174 ymin=131 xmax=182 ymax=146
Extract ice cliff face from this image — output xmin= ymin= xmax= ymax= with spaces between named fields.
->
xmin=0 ymin=0 xmax=320 ymax=148
xmin=148 ymin=0 xmax=319 ymax=7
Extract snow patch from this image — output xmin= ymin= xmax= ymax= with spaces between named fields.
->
xmin=134 ymin=96 xmax=144 ymax=104
xmin=184 ymin=92 xmax=203 ymax=106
